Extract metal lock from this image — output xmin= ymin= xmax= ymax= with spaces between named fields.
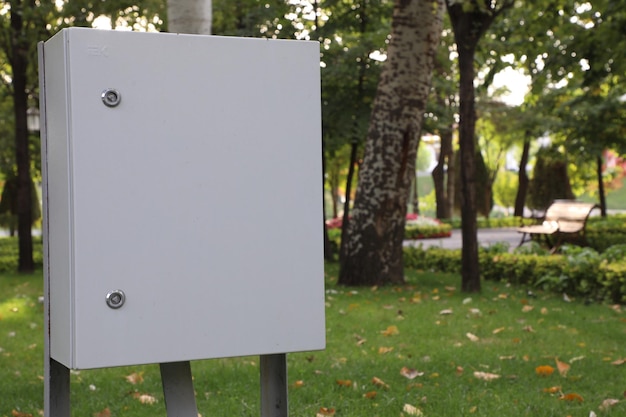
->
xmin=101 ymin=88 xmax=122 ymax=107
xmin=105 ymin=289 xmax=126 ymax=309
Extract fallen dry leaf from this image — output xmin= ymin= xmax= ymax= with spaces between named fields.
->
xmin=599 ymin=398 xmax=620 ymax=411
xmin=402 ymin=404 xmax=424 ymax=416
xmin=535 ymin=365 xmax=555 ymax=376
xmin=354 ymin=334 xmax=367 ymax=346
xmin=492 ymin=327 xmax=506 ymax=334
xmin=523 ymin=325 xmax=536 ymax=332
xmin=400 ymin=367 xmax=424 ymax=379
xmin=292 ymin=380 xmax=305 ymax=388
xmin=381 ymin=325 xmax=399 ymax=336
xmin=11 ymin=411 xmax=32 ymax=417
xmin=317 ymin=407 xmax=336 ymax=416
xmin=473 ymin=371 xmax=500 ymax=381
xmin=466 ymin=332 xmax=480 ymax=342
xmin=611 ymin=358 xmax=626 ymax=366
xmin=363 ymin=391 xmax=377 ymax=399
xmin=132 ymin=392 xmax=158 ymax=405
xmin=542 ymin=386 xmax=562 ymax=394
xmin=336 ymin=379 xmax=353 ymax=387
xmin=93 ymin=408 xmax=111 ymax=417
xmin=372 ymin=376 xmax=389 ymax=389
xmin=559 ymin=393 xmax=583 ymax=402
xmin=439 ymin=309 xmax=453 ymax=315
xmin=125 ymin=372 xmax=144 ymax=385
xmin=378 ymin=346 xmax=394 ymax=354
xmin=522 ymin=305 xmax=534 ymax=313
xmin=555 ymin=358 xmax=570 ymax=377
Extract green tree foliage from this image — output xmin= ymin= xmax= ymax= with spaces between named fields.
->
xmin=493 ymin=170 xmax=517 ymax=212
xmin=527 ymin=146 xmax=575 ymax=210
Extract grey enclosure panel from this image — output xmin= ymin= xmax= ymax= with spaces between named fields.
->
xmin=40 ymin=28 xmax=325 ymax=369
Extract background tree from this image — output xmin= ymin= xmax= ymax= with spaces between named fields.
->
xmin=168 ymin=0 xmax=211 ymax=33
xmin=339 ymin=0 xmax=444 ymax=286
xmin=427 ymin=17 xmax=459 ymax=220
xmin=527 ymin=146 xmax=575 ymax=210
xmin=0 ymin=0 xmax=165 ymax=272
xmin=445 ymin=0 xmax=514 ymax=292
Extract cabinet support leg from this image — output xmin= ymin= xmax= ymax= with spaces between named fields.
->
xmin=260 ymin=353 xmax=288 ymax=417
xmin=160 ymin=361 xmax=198 ymax=417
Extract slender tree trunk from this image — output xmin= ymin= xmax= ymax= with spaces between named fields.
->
xmin=10 ymin=0 xmax=34 ymax=273
xmin=446 ymin=147 xmax=456 ymax=217
xmin=339 ymin=0 xmax=444 ymax=286
xmin=514 ymin=135 xmax=530 ymax=217
xmin=339 ymin=141 xmax=359 ymax=260
xmin=597 ymin=154 xmax=607 ymax=217
xmin=433 ymin=126 xmax=453 ymax=219
xmin=456 ymin=42 xmax=480 ymax=292
xmin=447 ymin=0 xmax=510 ymax=292
xmin=411 ymin=175 xmax=419 ymax=214
xmin=322 ymin=144 xmax=333 ymax=260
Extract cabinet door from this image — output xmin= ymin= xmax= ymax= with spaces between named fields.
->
xmin=45 ymin=28 xmax=324 ymax=369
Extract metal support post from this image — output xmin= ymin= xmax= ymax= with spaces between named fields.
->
xmin=160 ymin=361 xmax=199 ymax=417
xmin=44 ymin=358 xmax=70 ymax=417
xmin=260 ymin=353 xmax=288 ymax=417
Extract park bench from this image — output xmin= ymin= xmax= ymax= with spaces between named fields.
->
xmin=517 ymin=200 xmax=599 ymax=252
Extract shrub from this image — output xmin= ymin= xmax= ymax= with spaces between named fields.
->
xmin=0 ymin=237 xmax=43 ymax=273
xmin=404 ymin=243 xmax=626 ymax=304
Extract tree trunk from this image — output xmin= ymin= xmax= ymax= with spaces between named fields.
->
xmin=339 ymin=141 xmax=359 ymax=261
xmin=446 ymin=1 xmax=502 ymax=293
xmin=597 ymin=154 xmax=607 ymax=217
xmin=514 ymin=135 xmax=530 ymax=217
xmin=10 ymin=0 xmax=35 ymax=273
xmin=433 ymin=126 xmax=453 ymax=219
xmin=456 ymin=42 xmax=480 ymax=292
xmin=339 ymin=0 xmax=444 ymax=286
xmin=411 ymin=175 xmax=419 ymax=214
xmin=446 ymin=147 xmax=456 ymax=217
xmin=168 ymin=0 xmax=212 ymax=34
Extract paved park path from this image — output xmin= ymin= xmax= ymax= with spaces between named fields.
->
xmin=404 ymin=228 xmax=522 ymax=251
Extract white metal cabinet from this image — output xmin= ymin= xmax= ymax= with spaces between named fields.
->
xmin=40 ymin=28 xmax=325 ymax=369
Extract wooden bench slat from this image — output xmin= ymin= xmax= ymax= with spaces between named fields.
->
xmin=516 ymin=200 xmax=598 ymax=251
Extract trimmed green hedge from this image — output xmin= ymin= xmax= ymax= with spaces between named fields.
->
xmin=404 ymin=243 xmax=626 ymax=304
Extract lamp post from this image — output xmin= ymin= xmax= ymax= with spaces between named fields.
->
xmin=26 ymin=107 xmax=40 ymax=133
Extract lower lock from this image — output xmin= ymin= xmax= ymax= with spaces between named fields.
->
xmin=105 ymin=289 xmax=126 ymax=309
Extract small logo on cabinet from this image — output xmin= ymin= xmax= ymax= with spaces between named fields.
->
xmin=86 ymin=45 xmax=109 ymax=57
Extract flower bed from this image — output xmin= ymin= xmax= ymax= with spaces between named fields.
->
xmin=325 ymin=214 xmax=452 ymax=240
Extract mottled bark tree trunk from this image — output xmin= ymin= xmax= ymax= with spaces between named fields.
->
xmin=167 ymin=0 xmax=212 ymax=34
xmin=339 ymin=0 xmax=444 ymax=286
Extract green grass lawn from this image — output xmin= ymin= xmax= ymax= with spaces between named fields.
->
xmin=1 ymin=265 xmax=625 ymax=417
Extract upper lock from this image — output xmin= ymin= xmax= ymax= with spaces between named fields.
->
xmin=101 ymin=88 xmax=121 ymax=107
